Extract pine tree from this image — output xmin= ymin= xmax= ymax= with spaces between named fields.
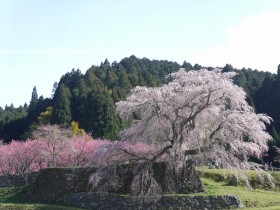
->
xmin=182 ymin=61 xmax=193 ymax=71
xmin=86 ymin=86 xmax=119 ymax=139
xmin=271 ymin=126 xmax=280 ymax=147
xmin=105 ymin=70 xmax=118 ymax=88
xmin=71 ymin=79 xmax=88 ymax=128
xmin=51 ymin=85 xmax=72 ymax=125
xmin=85 ymin=69 xmax=103 ymax=88
xmin=29 ymin=86 xmax=38 ymax=111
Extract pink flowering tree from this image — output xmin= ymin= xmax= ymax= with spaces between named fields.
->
xmin=90 ymin=68 xmax=273 ymax=199
xmin=0 ymin=140 xmax=42 ymax=183
xmin=32 ymin=124 xmax=73 ymax=167
xmin=90 ymin=141 xmax=161 ymax=175
xmin=59 ymin=136 xmax=110 ymax=166
xmin=0 ymin=144 xmax=15 ymax=175
xmin=32 ymin=125 xmax=111 ymax=167
xmin=0 ymin=126 xmax=110 ymax=176
xmin=117 ymin=68 xmax=272 ymax=168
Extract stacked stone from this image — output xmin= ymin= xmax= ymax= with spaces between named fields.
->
xmin=62 ymin=192 xmax=242 ymax=210
xmin=0 ymin=172 xmax=38 ymax=187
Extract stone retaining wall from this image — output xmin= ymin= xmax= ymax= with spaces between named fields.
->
xmin=29 ymin=167 xmax=96 ymax=202
xmin=26 ymin=167 xmax=242 ymax=209
xmin=0 ymin=172 xmax=38 ymax=187
xmin=62 ymin=192 xmax=242 ymax=210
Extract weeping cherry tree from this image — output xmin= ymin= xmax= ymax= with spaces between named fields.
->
xmin=90 ymin=68 xmax=273 ymax=200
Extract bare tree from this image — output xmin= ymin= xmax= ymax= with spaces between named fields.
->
xmin=32 ymin=124 xmax=72 ymax=167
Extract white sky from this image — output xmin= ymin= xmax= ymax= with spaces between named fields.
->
xmin=1 ymin=0 xmax=280 ymax=108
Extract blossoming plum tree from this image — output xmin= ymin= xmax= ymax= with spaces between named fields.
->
xmin=91 ymin=68 xmax=273 ymax=199
xmin=0 ymin=125 xmax=110 ymax=180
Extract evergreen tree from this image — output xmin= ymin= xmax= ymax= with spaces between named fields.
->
xmin=86 ymin=86 xmax=118 ymax=139
xmin=182 ymin=61 xmax=193 ymax=71
xmin=52 ymin=82 xmax=58 ymax=98
xmin=105 ymin=70 xmax=118 ymax=88
xmin=194 ymin=64 xmax=202 ymax=70
xmin=29 ymin=86 xmax=38 ymax=111
xmin=85 ymin=69 xmax=103 ymax=88
xmin=117 ymin=68 xmax=132 ymax=98
xmin=222 ymin=64 xmax=234 ymax=72
xmin=71 ymin=79 xmax=88 ymax=128
xmin=51 ymin=85 xmax=72 ymax=125
xmin=271 ymin=126 xmax=280 ymax=147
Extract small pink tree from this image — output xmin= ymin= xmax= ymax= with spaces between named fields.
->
xmin=32 ymin=125 xmax=110 ymax=167
xmin=0 ymin=140 xmax=42 ymax=183
xmin=59 ymin=136 xmax=110 ymax=166
xmin=8 ymin=140 xmax=41 ymax=175
xmin=0 ymin=124 xmax=111 ymax=176
xmin=0 ymin=144 xmax=15 ymax=175
xmin=0 ymin=129 xmax=110 ymax=175
xmin=32 ymin=124 xmax=73 ymax=167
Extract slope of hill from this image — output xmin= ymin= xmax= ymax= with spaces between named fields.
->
xmin=0 ymin=56 xmax=279 ymax=166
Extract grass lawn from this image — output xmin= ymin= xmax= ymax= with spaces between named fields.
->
xmin=197 ymin=167 xmax=280 ymax=209
xmin=0 ymin=203 xmax=82 ymax=210
xmin=0 ymin=186 xmax=82 ymax=210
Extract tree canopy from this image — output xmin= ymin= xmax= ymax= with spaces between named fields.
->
xmin=90 ymin=68 xmax=273 ymax=199
xmin=116 ymin=68 xmax=272 ymax=169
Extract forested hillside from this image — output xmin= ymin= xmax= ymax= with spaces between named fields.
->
xmin=0 ymin=56 xmax=180 ymax=141
xmin=0 ymin=56 xmax=280 ymax=161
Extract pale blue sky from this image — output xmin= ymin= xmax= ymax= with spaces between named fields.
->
xmin=1 ymin=0 xmax=280 ymax=108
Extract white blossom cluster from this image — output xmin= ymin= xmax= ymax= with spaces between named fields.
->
xmin=116 ymin=68 xmax=272 ymax=170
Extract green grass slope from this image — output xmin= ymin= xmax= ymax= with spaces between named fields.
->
xmin=197 ymin=167 xmax=280 ymax=209
xmin=0 ymin=186 xmax=82 ymax=210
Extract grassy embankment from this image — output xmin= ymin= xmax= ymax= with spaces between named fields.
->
xmin=0 ymin=186 xmax=82 ymax=210
xmin=197 ymin=167 xmax=280 ymax=210
xmin=0 ymin=168 xmax=279 ymax=209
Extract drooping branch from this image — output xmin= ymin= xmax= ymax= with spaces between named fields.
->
xmin=108 ymin=68 xmax=273 ymax=198
xmin=151 ymin=144 xmax=173 ymax=162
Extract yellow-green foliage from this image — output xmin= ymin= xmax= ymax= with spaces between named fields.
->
xmin=37 ymin=107 xmax=52 ymax=125
xmin=71 ymin=121 xmax=85 ymax=137
xmin=197 ymin=167 xmax=280 ymax=209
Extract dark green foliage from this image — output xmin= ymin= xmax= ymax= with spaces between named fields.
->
xmin=51 ymin=84 xmax=72 ymax=125
xmin=20 ymin=98 xmax=53 ymax=140
xmin=0 ymin=86 xmax=53 ymax=142
xmin=29 ymin=86 xmax=38 ymax=111
xmin=194 ymin=63 xmax=202 ymax=70
xmin=182 ymin=61 xmax=193 ymax=71
xmin=0 ymin=104 xmax=28 ymax=142
xmin=85 ymin=68 xmax=103 ymax=88
xmin=222 ymin=64 xmax=234 ymax=73
xmin=0 ymin=56 xmax=180 ymax=141
xmin=71 ymin=79 xmax=88 ymax=126
xmin=271 ymin=127 xmax=280 ymax=147
xmin=85 ymin=86 xmax=119 ymax=139
xmin=1 ymin=56 xmax=280 ymax=162
xmin=233 ymin=68 xmax=269 ymax=95
xmin=49 ymin=56 xmax=180 ymax=140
